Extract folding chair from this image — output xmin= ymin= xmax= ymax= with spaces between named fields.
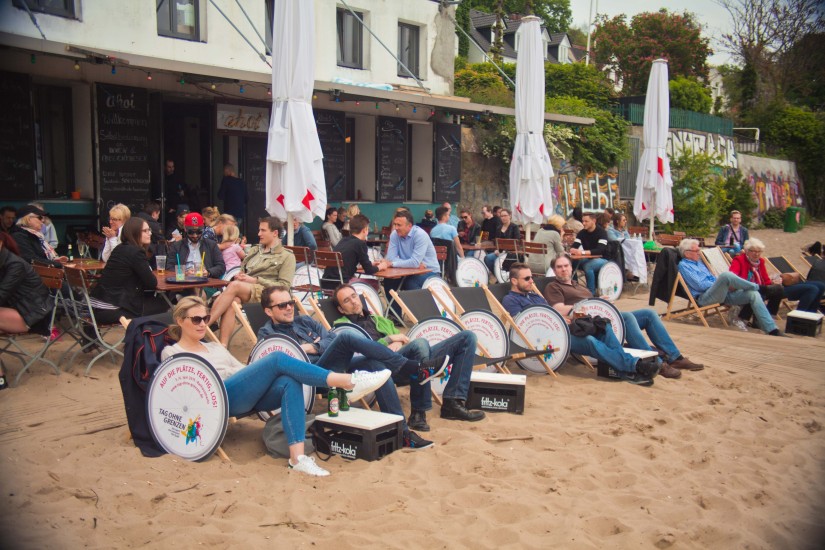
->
xmin=522 ymin=240 xmax=548 ymax=275
xmin=62 ymin=266 xmax=126 ymax=375
xmin=0 ymin=265 xmax=62 ymax=385
xmin=664 ymin=273 xmax=729 ymax=328
xmin=767 ymin=256 xmax=806 ymax=280
xmin=701 ymin=246 xmax=731 ymax=277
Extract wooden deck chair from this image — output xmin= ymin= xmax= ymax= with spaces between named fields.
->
xmin=0 ymin=265 xmax=63 ymax=385
xmin=701 ymin=246 xmax=731 ymax=276
xmin=665 ymin=272 xmax=729 ymax=328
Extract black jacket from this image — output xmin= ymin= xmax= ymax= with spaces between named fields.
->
xmin=573 ymin=227 xmax=608 ymax=256
xmin=10 ymin=226 xmax=62 ymax=268
xmin=165 ymin=238 xmax=225 ymax=279
xmin=649 ymin=247 xmax=685 ymax=306
xmin=323 ymin=236 xmax=379 ymax=288
xmin=91 ymin=243 xmax=158 ymax=317
xmin=137 ymin=212 xmax=164 ymax=244
xmin=0 ymin=247 xmax=52 ymax=331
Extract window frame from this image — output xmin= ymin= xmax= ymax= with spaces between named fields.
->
xmin=397 ymin=22 xmax=420 ymax=79
xmin=156 ymin=0 xmax=200 ymax=42
xmin=13 ymin=0 xmax=76 ymax=19
xmin=337 ymin=8 xmax=364 ymax=70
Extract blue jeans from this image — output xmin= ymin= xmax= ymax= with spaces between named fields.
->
xmin=697 ymin=271 xmax=777 ymax=333
xmin=569 ymin=325 xmax=638 ymax=373
xmin=573 ymin=258 xmax=608 ymax=294
xmin=383 ymin=271 xmax=439 ymax=318
xmin=484 ymin=252 xmax=499 ymax=273
xmin=224 ymin=351 xmax=330 ymax=446
xmin=784 ymin=281 xmax=825 ymax=312
xmin=621 ymin=309 xmax=680 ymax=363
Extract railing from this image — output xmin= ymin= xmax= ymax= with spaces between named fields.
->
xmin=612 ymin=104 xmax=734 ymax=136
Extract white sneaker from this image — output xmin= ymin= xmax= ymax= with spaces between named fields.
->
xmin=348 ymin=369 xmax=392 ymax=402
xmin=727 ymin=305 xmax=741 ymax=324
xmin=731 ymin=317 xmax=748 ymax=331
xmin=288 ymin=454 xmax=330 ymax=477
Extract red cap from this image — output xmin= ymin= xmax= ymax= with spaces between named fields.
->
xmin=184 ymin=213 xmax=205 ymax=227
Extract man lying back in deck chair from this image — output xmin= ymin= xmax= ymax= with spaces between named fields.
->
xmin=541 ymin=256 xmax=704 ymax=379
xmin=332 ymin=283 xmax=485 ymax=429
xmin=256 ymin=285 xmax=449 ymax=450
xmin=501 ymin=262 xmax=661 ymax=386
xmin=677 ymin=239 xmax=787 ymax=337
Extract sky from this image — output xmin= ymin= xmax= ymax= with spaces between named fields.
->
xmin=569 ymin=0 xmax=735 ymax=66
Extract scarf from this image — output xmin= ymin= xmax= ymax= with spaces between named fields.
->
xmin=747 ymin=257 xmax=763 ymax=286
xmin=22 ymin=226 xmax=57 ymax=260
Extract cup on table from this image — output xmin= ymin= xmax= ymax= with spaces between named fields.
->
xmin=175 ymin=264 xmax=185 ymax=281
xmin=185 ymin=261 xmax=195 ymax=275
xmin=195 ymin=262 xmax=204 ymax=277
xmin=156 ymin=255 xmax=167 ymax=274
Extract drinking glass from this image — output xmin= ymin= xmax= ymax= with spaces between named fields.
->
xmin=156 ymin=255 xmax=167 ymax=274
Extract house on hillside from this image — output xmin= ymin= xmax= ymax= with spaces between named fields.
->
xmin=464 ymin=9 xmax=576 ymax=65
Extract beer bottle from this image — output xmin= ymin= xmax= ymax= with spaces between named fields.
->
xmin=337 ymin=387 xmax=350 ymax=411
xmin=67 ymin=244 xmax=73 ymax=261
xmin=327 ymin=387 xmax=339 ymax=417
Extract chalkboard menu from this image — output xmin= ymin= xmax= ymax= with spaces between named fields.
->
xmin=314 ymin=109 xmax=347 ymax=202
xmin=243 ymin=137 xmax=268 ymax=238
xmin=96 ymin=84 xmax=151 ymax=216
xmin=434 ymin=123 xmax=462 ymax=203
xmin=0 ymin=71 xmax=35 ymax=200
xmin=376 ymin=116 xmax=408 ymax=202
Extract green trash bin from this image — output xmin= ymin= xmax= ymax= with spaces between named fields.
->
xmin=784 ymin=207 xmax=802 ymax=233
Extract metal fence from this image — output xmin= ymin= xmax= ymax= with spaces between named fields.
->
xmin=618 ymin=136 xmax=640 ymax=200
xmin=613 ymin=104 xmax=734 ymax=136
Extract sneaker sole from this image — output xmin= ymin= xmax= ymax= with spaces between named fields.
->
xmin=419 ymin=355 xmax=450 ymax=386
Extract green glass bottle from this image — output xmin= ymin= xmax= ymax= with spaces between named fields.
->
xmin=337 ymin=387 xmax=350 ymax=411
xmin=327 ymin=387 xmax=339 ymax=417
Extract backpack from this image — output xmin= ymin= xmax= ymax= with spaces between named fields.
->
xmin=118 ymin=315 xmax=176 ymax=457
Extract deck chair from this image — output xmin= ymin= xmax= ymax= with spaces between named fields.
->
xmin=62 ymin=266 xmax=127 ymax=375
xmin=650 ymin=249 xmax=728 ymax=328
xmin=700 ymin=246 xmax=731 ymax=276
xmin=767 ymin=256 xmax=806 ymax=280
xmin=441 ymin=285 xmax=558 ymax=376
xmin=0 ymin=265 xmax=62 ymax=385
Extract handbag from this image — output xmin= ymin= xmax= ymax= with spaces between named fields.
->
xmin=780 ymin=272 xmax=802 ymax=286
xmin=262 ymin=414 xmax=315 ymax=458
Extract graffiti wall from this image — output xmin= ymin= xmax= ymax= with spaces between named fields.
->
xmin=667 ymin=130 xmax=737 ymax=168
xmin=553 ymin=161 xmax=621 ymax=217
xmin=737 ymin=154 xmax=804 ymax=216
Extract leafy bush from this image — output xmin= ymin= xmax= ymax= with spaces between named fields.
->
xmin=721 ymin=171 xmax=758 ymax=226
xmin=669 ymin=77 xmax=712 ymax=113
xmin=545 ymin=63 xmax=616 ymax=106
xmin=667 ymin=150 xmax=727 ymax=236
xmin=761 ymin=207 xmax=786 ymax=229
xmin=454 ymin=68 xmax=514 ymax=108
xmin=479 ymin=118 xmax=578 ymax=165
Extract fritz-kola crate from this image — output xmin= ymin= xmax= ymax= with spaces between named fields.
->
xmin=785 ymin=310 xmax=823 ymax=337
xmin=312 ymin=408 xmax=403 ymax=461
xmin=466 ymin=372 xmax=526 ymax=414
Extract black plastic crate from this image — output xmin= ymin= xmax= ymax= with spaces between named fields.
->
xmin=786 ymin=311 xmax=823 ymax=337
xmin=466 ymin=372 xmax=526 ymax=414
xmin=312 ymin=409 xmax=403 ymax=461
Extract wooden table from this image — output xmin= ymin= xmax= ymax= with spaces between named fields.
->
xmin=61 ymin=259 xmax=106 ymax=271
xmin=460 ymin=241 xmax=495 ymax=252
xmin=358 ymin=266 xmax=434 ymax=324
xmin=153 ymin=271 xmax=229 ymax=306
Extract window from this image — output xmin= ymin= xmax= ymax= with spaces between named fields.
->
xmin=32 ymin=84 xmax=74 ymax=198
xmin=337 ymin=8 xmax=363 ymax=69
xmin=397 ymin=23 xmax=419 ymax=78
xmin=265 ymin=0 xmax=274 ymax=55
xmin=558 ymin=44 xmax=569 ymax=64
xmin=157 ymin=0 xmax=199 ymax=41
xmin=13 ymin=0 xmax=76 ymax=18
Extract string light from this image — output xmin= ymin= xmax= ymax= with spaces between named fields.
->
xmin=179 ymin=77 xmax=185 ymax=85
xmin=73 ymin=61 xmax=80 ymax=71
xmin=430 ymin=109 xmax=435 ymax=116
xmin=355 ymin=100 xmax=360 ymax=106
xmin=395 ymin=105 xmax=400 ymax=112
xmin=312 ymin=94 xmax=317 ymax=100
xmin=375 ymin=102 xmax=379 ymax=109
xmin=30 ymin=53 xmax=36 ymax=64
xmin=146 ymin=72 xmax=152 ymax=81
xmin=211 ymin=83 xmax=216 ymax=90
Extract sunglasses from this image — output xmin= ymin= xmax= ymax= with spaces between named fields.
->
xmin=186 ymin=228 xmax=203 ymax=235
xmin=521 ymin=276 xmax=533 ymax=281
xmin=33 ymin=214 xmax=44 ymax=221
xmin=268 ymin=300 xmax=295 ymax=310
xmin=185 ymin=314 xmax=211 ymax=325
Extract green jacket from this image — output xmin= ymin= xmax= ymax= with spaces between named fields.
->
xmin=334 ymin=313 xmax=397 ymax=347
xmin=242 ymin=243 xmax=295 ymax=289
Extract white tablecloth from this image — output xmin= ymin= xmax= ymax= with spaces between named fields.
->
xmin=621 ymin=239 xmax=648 ymax=284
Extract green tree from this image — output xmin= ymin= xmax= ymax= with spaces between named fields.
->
xmin=668 ymin=151 xmax=727 ymax=235
xmin=566 ymin=24 xmax=588 ymax=47
xmin=454 ymin=64 xmax=515 ymax=107
xmin=669 ymin=77 xmax=712 ymax=113
xmin=545 ymin=62 xmax=615 ymax=105
xmin=592 ymin=9 xmax=712 ymax=96
xmin=722 ymin=172 xmax=758 ymax=226
xmin=456 ymin=0 xmax=572 ymax=34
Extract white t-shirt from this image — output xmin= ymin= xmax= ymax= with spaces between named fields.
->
xmin=161 ymin=341 xmax=245 ymax=380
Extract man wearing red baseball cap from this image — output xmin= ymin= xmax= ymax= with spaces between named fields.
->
xmin=164 ymin=211 xmax=225 ymax=278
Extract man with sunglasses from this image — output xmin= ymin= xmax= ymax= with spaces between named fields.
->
xmin=456 ymin=209 xmax=480 ymax=245
xmin=502 ymin=262 xmax=661 ymax=385
xmin=333 ymin=283 xmax=485 ymax=428
xmin=544 ymin=255 xmax=703 ymax=379
xmin=164 ymin=212 xmax=225 ymax=278
xmin=257 ymin=285 xmax=448 ymax=450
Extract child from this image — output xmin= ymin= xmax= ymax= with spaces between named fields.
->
xmin=221 ymin=224 xmax=245 ymax=271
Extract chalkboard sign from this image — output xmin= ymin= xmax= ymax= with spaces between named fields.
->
xmin=0 ymin=71 xmax=35 ymax=200
xmin=314 ymin=109 xmax=347 ymax=202
xmin=243 ymin=136 xmax=268 ymax=239
xmin=434 ymin=123 xmax=462 ymax=203
xmin=376 ymin=116 xmax=407 ymax=202
xmin=96 ymin=84 xmax=151 ymax=217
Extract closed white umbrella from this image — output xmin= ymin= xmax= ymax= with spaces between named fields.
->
xmin=509 ymin=15 xmax=554 ymax=230
xmin=633 ymin=59 xmax=673 ymax=239
xmin=266 ymin=0 xmax=327 ymax=243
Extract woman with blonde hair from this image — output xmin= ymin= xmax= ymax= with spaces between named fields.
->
xmin=527 ymin=214 xmax=565 ymax=274
xmin=161 ymin=296 xmax=391 ymax=476
xmin=101 ymin=203 xmax=131 ymax=262
xmin=343 ymin=204 xmax=360 ymax=232
xmin=10 ymin=204 xmax=67 ymax=267
xmin=201 ymin=206 xmax=221 ymax=242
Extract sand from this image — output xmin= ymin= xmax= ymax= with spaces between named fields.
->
xmin=1 ymin=223 xmax=824 ymax=548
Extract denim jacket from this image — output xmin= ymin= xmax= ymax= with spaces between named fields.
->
xmin=257 ymin=315 xmax=334 ymax=359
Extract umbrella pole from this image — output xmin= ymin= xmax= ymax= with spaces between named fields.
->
xmin=648 ymin=191 xmax=656 ymax=241
xmin=287 ymin=213 xmax=294 ymax=246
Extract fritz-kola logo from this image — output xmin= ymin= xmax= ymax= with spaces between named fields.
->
xmin=481 ymin=397 xmax=509 ymax=410
xmin=330 ymin=440 xmax=357 ymax=458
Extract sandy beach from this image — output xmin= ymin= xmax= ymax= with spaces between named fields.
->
xmin=1 ymin=223 xmax=824 ymax=548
